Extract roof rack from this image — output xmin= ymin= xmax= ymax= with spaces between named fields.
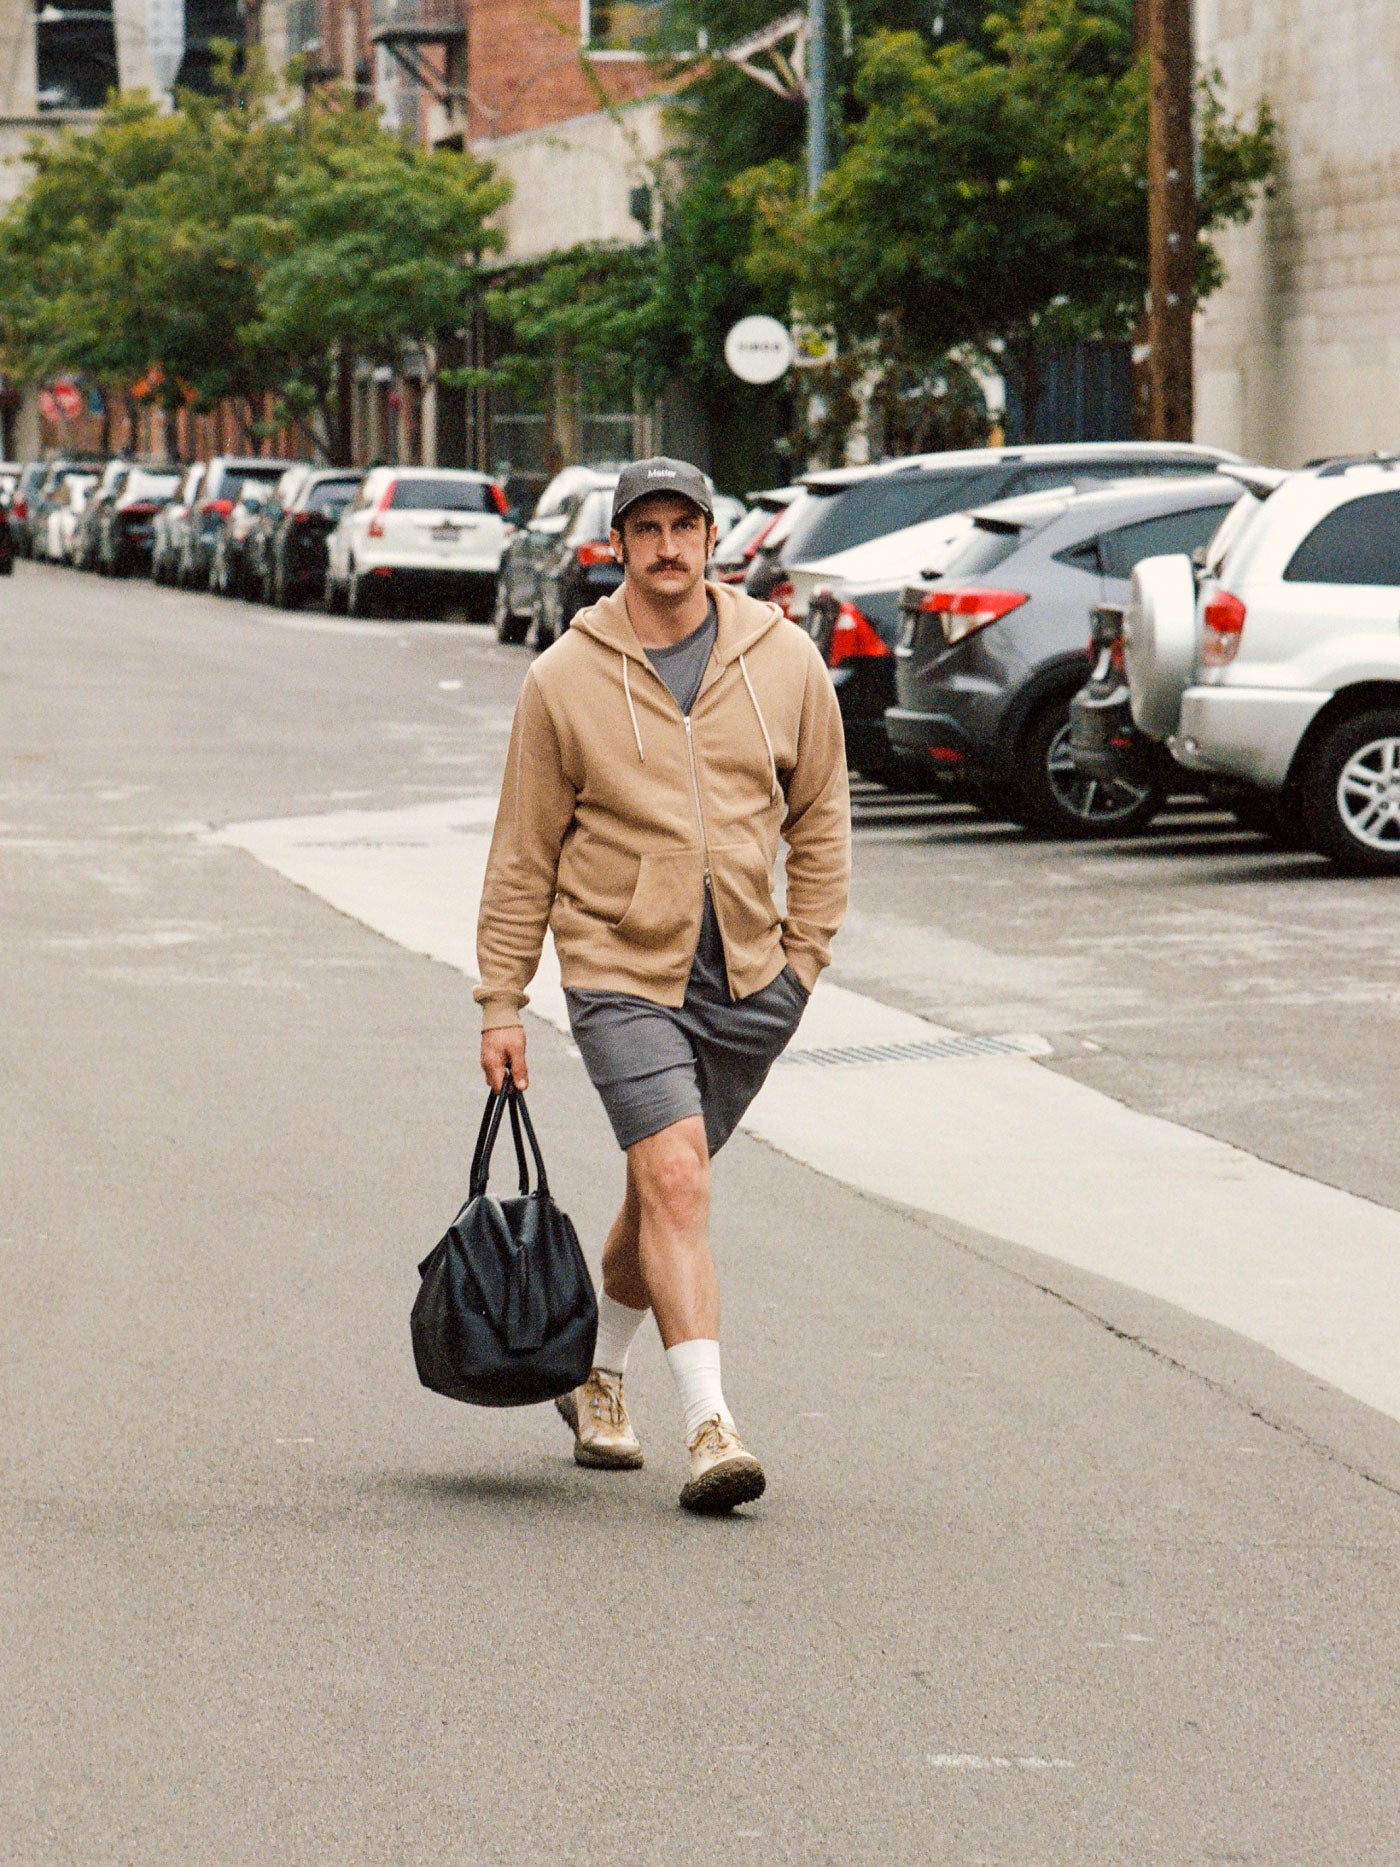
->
xmin=1311 ymin=451 xmax=1400 ymax=477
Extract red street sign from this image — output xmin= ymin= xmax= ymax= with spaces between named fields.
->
xmin=52 ymin=380 xmax=83 ymax=419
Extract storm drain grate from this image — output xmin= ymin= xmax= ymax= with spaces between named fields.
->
xmin=777 ymin=1033 xmax=1042 ymax=1069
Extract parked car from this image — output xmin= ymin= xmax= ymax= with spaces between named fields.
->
xmin=248 ymin=467 xmax=360 ymax=608
xmin=494 ymin=467 xmax=614 ymax=643
xmin=70 ymin=460 xmax=131 ymax=569
xmin=709 ymin=487 xmax=802 ymax=586
xmin=210 ymin=480 xmax=276 ymax=596
xmin=0 ymin=499 xmax=13 ymax=575
xmin=0 ymin=462 xmax=21 ymax=508
xmin=8 ymin=462 xmax=49 ymax=556
xmin=711 ymin=492 xmax=748 ymax=540
xmin=27 ymin=458 xmax=103 ymax=558
xmin=1123 ymin=455 xmax=1400 ymax=873
xmin=748 ymin=442 xmax=1242 ymax=617
xmin=43 ymin=472 xmax=98 ymax=562
xmin=325 ymin=465 xmax=511 ymax=620
xmin=884 ymin=474 xmax=1243 ymax=835
xmin=177 ymin=456 xmax=297 ymax=589
xmin=98 ymin=467 xmax=181 ymax=576
xmin=152 ymin=462 xmax=204 ymax=584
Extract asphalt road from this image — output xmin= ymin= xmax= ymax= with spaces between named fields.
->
xmin=4 ymin=558 xmax=1400 ymax=1866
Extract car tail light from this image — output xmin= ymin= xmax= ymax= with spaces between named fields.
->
xmin=367 ymin=478 xmax=396 ymax=538
xmin=828 ymin=600 xmax=890 ymax=668
xmin=202 ymin=497 xmax=234 ymax=518
xmin=1202 ymin=589 xmax=1246 ymax=666
xmin=489 ymin=482 xmax=510 ymax=517
xmin=918 ymin=586 xmax=1027 ymax=645
xmin=575 ymin=541 xmax=614 ymax=568
xmin=122 ymin=502 xmax=159 ymax=518
xmin=12 ymin=498 xmax=26 ymax=520
xmin=713 ymin=565 xmax=748 ymax=584
xmin=769 ymin=578 xmax=796 ymax=620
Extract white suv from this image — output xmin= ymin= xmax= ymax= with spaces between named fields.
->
xmin=325 ymin=466 xmax=512 ymax=620
xmin=1124 ymin=458 xmax=1400 ymax=873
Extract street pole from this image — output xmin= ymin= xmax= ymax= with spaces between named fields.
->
xmin=806 ymin=0 xmax=828 ymax=197
xmin=1146 ymin=0 xmax=1196 ymax=440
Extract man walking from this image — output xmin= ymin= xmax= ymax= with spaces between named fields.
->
xmin=476 ymin=457 xmax=849 ymax=1513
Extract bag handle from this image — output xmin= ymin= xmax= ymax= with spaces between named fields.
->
xmin=469 ymin=1065 xmax=546 ymax=1200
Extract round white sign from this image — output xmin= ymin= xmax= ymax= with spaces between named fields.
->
xmin=724 ymin=316 xmax=794 ymax=385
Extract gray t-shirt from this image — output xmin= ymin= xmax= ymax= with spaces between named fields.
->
xmin=645 ymin=602 xmax=725 ymax=985
xmin=644 ymin=601 xmax=717 ymax=717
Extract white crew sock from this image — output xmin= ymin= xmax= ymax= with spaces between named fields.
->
xmin=593 ymin=1292 xmax=649 ymax=1376
xmin=665 ymin=1339 xmax=735 ymax=1442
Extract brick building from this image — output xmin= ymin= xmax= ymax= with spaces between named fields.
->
xmin=1195 ymin=0 xmax=1400 ymax=464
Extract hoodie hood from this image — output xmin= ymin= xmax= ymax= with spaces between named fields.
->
xmin=571 ymin=578 xmax=784 ymax=667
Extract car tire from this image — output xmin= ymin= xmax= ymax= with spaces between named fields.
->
xmin=274 ymin=560 xmax=300 ymax=609
xmin=493 ymin=578 xmax=528 ymax=645
xmin=347 ymin=562 xmax=378 ymax=619
xmin=324 ymin=568 xmax=346 ymax=614
xmin=1017 ymin=698 xmax=1163 ymax=839
xmin=1302 ymin=708 xmax=1400 ymax=875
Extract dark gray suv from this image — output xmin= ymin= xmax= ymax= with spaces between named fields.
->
xmin=885 ymin=476 xmax=1243 ymax=836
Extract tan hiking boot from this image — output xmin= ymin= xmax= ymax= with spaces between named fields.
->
xmin=678 ymin=1416 xmax=766 ymax=1514
xmin=556 ymin=1368 xmax=644 ymax=1470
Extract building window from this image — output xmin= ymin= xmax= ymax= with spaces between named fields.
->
xmin=581 ymin=0 xmax=684 ymax=56
xmin=34 ymin=0 xmax=118 ymax=110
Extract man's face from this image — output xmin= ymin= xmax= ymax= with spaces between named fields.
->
xmin=612 ymin=494 xmax=717 ymax=604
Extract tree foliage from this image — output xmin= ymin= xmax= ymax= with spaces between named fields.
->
xmin=0 ymin=66 xmax=508 ymax=456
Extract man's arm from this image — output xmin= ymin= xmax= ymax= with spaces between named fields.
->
xmin=780 ymin=641 xmax=852 ymax=991
xmin=475 ymin=670 xmax=576 ymax=1084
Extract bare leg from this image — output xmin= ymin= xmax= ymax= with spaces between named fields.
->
xmin=619 ymin=1116 xmax=716 ymax=1349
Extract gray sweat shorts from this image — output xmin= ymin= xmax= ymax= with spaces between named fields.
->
xmin=565 ymin=963 xmax=810 ymax=1157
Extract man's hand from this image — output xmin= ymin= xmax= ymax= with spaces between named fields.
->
xmin=481 ymin=1024 xmax=528 ymax=1093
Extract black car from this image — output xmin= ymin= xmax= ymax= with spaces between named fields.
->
xmin=885 ymin=475 xmax=1242 ymax=836
xmin=252 ymin=467 xmax=361 ymax=608
xmin=0 ymin=500 xmax=13 ymax=576
xmin=178 ymin=455 xmax=297 ymax=589
xmin=98 ymin=467 xmax=181 ymax=575
xmin=746 ymin=442 xmax=1240 ymax=610
xmin=495 ymin=471 xmax=622 ymax=648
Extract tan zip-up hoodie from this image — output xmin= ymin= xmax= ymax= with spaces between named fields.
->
xmin=475 ymin=580 xmax=850 ymax=1029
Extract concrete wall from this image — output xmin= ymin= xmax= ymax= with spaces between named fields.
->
xmin=479 ymin=97 xmax=664 ymax=263
xmin=1195 ymin=0 xmax=1400 ymax=465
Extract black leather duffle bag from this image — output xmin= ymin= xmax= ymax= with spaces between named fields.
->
xmin=412 ymin=1071 xmax=597 ymax=1407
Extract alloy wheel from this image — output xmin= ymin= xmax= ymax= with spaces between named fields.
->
xmin=1044 ymin=721 xmax=1155 ymax=827
xmin=1335 ymin=735 xmax=1400 ymax=852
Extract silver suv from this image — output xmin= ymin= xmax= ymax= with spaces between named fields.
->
xmin=1124 ymin=457 xmax=1400 ymax=873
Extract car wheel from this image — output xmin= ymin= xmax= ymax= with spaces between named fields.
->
xmin=1303 ymin=708 xmax=1400 ymax=875
xmin=347 ymin=562 xmax=378 ymax=618
xmin=493 ymin=578 xmax=528 ymax=645
xmin=1017 ymin=699 xmax=1163 ymax=839
xmin=274 ymin=560 xmax=300 ymax=609
xmin=324 ymin=567 xmax=346 ymax=614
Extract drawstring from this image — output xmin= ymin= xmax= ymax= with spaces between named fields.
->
xmin=739 ymin=652 xmax=780 ymax=801
xmin=621 ymin=653 xmax=645 ymax=763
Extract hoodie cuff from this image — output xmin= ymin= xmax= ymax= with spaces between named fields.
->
xmin=476 ymin=991 xmax=528 ymax=1032
xmin=781 ymin=947 xmax=823 ymax=995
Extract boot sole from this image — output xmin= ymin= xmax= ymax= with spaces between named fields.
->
xmin=679 ymin=1455 xmax=766 ymax=1515
xmin=555 ymin=1392 xmax=644 ymax=1470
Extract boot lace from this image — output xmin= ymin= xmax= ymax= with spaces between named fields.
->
xmin=587 ymin=1370 xmax=627 ymax=1426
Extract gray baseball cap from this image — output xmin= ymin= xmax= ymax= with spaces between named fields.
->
xmin=610 ymin=457 xmax=715 ymax=530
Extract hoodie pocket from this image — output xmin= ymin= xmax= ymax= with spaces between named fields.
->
xmin=613 ymin=850 xmax=699 ymax=950
xmin=707 ymin=838 xmax=781 ymax=955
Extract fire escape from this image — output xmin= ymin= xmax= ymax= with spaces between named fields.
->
xmin=368 ymin=0 xmax=465 ymax=115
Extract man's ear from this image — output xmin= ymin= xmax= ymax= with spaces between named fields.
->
xmin=706 ymin=523 xmax=718 ymax=557
xmin=610 ymin=527 xmax=625 ymax=563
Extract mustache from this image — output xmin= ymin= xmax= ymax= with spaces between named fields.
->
xmin=645 ymin=559 xmax=687 ymax=573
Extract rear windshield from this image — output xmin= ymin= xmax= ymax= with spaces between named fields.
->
xmin=712 ymin=504 xmax=779 ymax=565
xmin=783 ymin=469 xmax=1004 ymax=562
xmin=938 ymin=521 xmax=1025 ymax=581
xmin=389 ymin=477 xmax=493 ymax=513
xmin=218 ymin=468 xmax=267 ymax=503
xmin=126 ymin=473 xmax=179 ymax=500
xmin=573 ymin=489 xmax=615 ymax=541
xmin=306 ymin=479 xmax=359 ymax=514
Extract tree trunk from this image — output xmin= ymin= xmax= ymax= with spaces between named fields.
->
xmin=334 ymin=347 xmax=354 ymax=466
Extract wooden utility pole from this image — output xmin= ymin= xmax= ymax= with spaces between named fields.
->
xmin=1145 ymin=0 xmax=1196 ymax=440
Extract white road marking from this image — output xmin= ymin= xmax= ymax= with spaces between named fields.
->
xmin=210 ymin=795 xmax=1400 ymax=1427
xmin=927 ymin=1754 xmax=1075 ymax=1771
